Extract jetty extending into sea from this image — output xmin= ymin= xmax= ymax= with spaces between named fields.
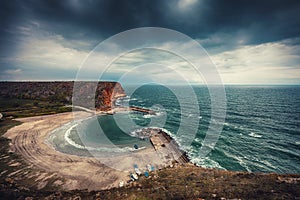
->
xmin=135 ymin=128 xmax=190 ymax=165
xmin=150 ymin=130 xmax=190 ymax=164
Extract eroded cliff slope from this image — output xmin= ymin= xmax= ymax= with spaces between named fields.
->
xmin=0 ymin=81 xmax=126 ymax=110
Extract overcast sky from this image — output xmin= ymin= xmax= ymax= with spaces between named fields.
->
xmin=0 ymin=0 xmax=300 ymax=84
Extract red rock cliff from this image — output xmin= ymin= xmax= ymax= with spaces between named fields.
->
xmin=95 ymin=82 xmax=126 ymax=110
xmin=0 ymin=81 xmax=126 ymax=110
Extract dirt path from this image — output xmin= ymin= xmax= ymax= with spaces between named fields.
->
xmin=4 ymin=112 xmax=128 ymax=191
xmin=3 ymin=112 xmax=174 ymax=191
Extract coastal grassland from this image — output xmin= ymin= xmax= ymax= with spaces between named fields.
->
xmin=1 ymin=163 xmax=299 ymax=199
xmin=0 ymin=97 xmax=71 ymax=118
xmin=0 ymin=118 xmax=21 ymax=137
xmin=72 ymin=165 xmax=299 ymax=200
xmin=0 ymin=104 xmax=299 ymax=199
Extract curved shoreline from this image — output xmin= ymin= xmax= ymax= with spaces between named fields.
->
xmin=3 ymin=111 xmax=184 ymax=191
xmin=2 ymin=111 xmax=300 ymax=199
xmin=3 ymin=112 xmax=128 ymax=190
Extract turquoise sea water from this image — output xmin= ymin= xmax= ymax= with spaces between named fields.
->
xmin=49 ymin=85 xmax=300 ymax=173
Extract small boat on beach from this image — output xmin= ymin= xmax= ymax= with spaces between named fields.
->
xmin=135 ymin=168 xmax=141 ymax=175
xmin=134 ymin=164 xmax=142 ymax=175
xmin=130 ymin=172 xmax=138 ymax=181
xmin=147 ymin=164 xmax=152 ymax=171
xmin=144 ymin=171 xmax=149 ymax=177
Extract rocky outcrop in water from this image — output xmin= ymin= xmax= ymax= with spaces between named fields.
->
xmin=0 ymin=81 xmax=126 ymax=110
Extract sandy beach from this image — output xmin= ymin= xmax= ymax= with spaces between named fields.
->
xmin=3 ymin=111 xmax=177 ymax=191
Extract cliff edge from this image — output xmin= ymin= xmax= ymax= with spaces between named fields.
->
xmin=0 ymin=81 xmax=126 ymax=111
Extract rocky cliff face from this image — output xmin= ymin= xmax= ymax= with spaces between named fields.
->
xmin=93 ymin=82 xmax=126 ymax=110
xmin=0 ymin=81 xmax=126 ymax=110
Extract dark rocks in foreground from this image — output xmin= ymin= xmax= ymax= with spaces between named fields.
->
xmin=1 ymin=163 xmax=299 ymax=200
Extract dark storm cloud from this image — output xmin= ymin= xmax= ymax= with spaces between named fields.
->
xmin=202 ymin=0 xmax=300 ymax=45
xmin=13 ymin=0 xmax=167 ymax=41
xmin=0 ymin=0 xmax=300 ymax=82
xmin=1 ymin=0 xmax=300 ymax=46
xmin=0 ymin=0 xmax=22 ymax=56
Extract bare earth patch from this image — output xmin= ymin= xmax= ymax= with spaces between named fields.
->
xmin=3 ymin=112 xmax=173 ymax=191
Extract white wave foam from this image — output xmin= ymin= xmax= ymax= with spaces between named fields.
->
xmin=260 ymin=159 xmax=277 ymax=170
xmin=249 ymin=132 xmax=262 ymax=138
xmin=194 ymin=137 xmax=202 ymax=143
xmin=235 ymin=156 xmax=251 ymax=172
xmin=142 ymin=110 xmax=164 ymax=119
xmin=64 ymin=124 xmax=85 ymax=149
xmin=129 ymin=127 xmax=176 ymax=141
xmin=143 ymin=114 xmax=153 ymax=118
xmin=122 ymin=96 xmax=131 ymax=101
xmin=190 ymin=157 xmax=225 ymax=170
xmin=64 ymin=124 xmax=145 ymax=153
xmin=182 ymin=113 xmax=194 ymax=118
xmin=221 ymin=149 xmax=252 ymax=172
xmin=129 ymin=127 xmax=162 ymax=137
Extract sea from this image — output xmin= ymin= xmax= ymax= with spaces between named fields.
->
xmin=49 ymin=85 xmax=300 ymax=174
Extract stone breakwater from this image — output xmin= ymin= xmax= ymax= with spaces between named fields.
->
xmin=134 ymin=128 xmax=190 ymax=164
xmin=129 ymin=106 xmax=156 ymax=114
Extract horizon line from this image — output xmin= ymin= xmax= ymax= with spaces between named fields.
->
xmin=0 ymin=80 xmax=299 ymax=86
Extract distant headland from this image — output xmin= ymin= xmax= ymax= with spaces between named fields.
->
xmin=0 ymin=81 xmax=126 ymax=111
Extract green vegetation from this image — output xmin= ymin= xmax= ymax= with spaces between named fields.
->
xmin=0 ymin=118 xmax=21 ymax=137
xmin=1 ymin=163 xmax=299 ymax=199
xmin=0 ymin=97 xmax=299 ymax=199
xmin=0 ymin=97 xmax=71 ymax=118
